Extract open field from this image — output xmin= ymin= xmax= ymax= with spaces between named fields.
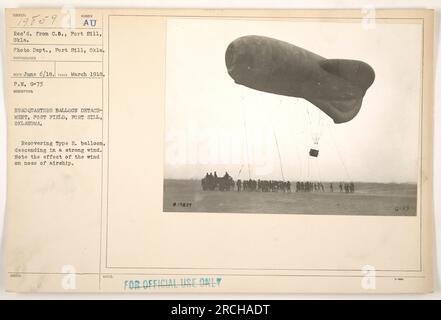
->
xmin=163 ymin=179 xmax=417 ymax=216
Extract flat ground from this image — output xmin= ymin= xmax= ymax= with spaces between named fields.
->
xmin=163 ymin=179 xmax=417 ymax=216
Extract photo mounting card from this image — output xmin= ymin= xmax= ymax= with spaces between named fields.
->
xmin=4 ymin=8 xmax=434 ymax=293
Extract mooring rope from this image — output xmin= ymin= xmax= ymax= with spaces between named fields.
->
xmin=273 ymin=126 xmax=285 ymax=181
xmin=241 ymin=95 xmax=252 ymax=180
xmin=328 ymin=123 xmax=352 ymax=181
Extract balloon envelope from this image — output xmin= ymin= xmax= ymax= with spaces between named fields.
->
xmin=225 ymin=35 xmax=375 ymax=124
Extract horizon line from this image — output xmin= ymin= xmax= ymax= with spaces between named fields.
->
xmin=163 ymin=178 xmax=417 ymax=184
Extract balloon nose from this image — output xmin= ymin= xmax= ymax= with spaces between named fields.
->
xmin=225 ymin=42 xmax=237 ymax=74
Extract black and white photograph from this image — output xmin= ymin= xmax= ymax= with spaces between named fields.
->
xmin=1 ymin=5 xmax=436 ymax=296
xmin=163 ymin=18 xmax=421 ymax=216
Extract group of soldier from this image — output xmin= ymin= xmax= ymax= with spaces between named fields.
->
xmin=201 ymin=172 xmax=355 ymax=193
xmin=201 ymin=171 xmax=235 ymax=191
xmin=236 ymin=179 xmax=291 ymax=192
xmin=295 ymin=181 xmax=355 ymax=193
xmin=295 ymin=181 xmax=325 ymax=192
xmin=339 ymin=182 xmax=356 ymax=193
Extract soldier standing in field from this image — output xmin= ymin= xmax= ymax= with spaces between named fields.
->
xmin=236 ymin=179 xmax=242 ymax=192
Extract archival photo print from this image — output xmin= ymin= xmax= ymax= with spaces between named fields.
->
xmin=163 ymin=18 xmax=421 ymax=216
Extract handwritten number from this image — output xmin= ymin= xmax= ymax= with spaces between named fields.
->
xmin=16 ymin=14 xmax=58 ymax=27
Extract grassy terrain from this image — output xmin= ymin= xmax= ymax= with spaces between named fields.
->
xmin=163 ymin=179 xmax=417 ymax=216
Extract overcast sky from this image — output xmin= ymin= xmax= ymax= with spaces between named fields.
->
xmin=164 ymin=18 xmax=422 ymax=183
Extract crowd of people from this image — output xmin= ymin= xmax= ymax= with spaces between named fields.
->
xmin=201 ymin=172 xmax=355 ymax=193
xmin=201 ymin=171 xmax=234 ymax=191
xmin=295 ymin=181 xmax=355 ymax=193
xmin=236 ymin=179 xmax=291 ymax=192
